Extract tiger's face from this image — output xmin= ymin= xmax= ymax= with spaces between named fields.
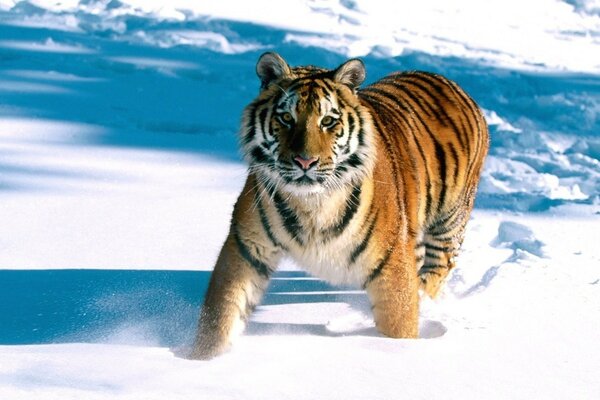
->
xmin=241 ymin=53 xmax=375 ymax=196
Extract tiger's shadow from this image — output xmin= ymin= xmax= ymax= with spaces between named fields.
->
xmin=248 ymin=271 xmax=449 ymax=340
xmin=245 ymin=271 xmax=380 ymax=337
xmin=248 ymin=272 xmax=447 ymax=339
xmin=0 ymin=269 xmax=445 ymax=348
xmin=247 ymin=272 xmax=379 ymax=338
xmin=245 ymin=322 xmax=380 ymax=337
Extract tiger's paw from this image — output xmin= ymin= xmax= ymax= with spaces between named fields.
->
xmin=188 ymin=336 xmax=230 ymax=360
xmin=419 ymin=272 xmax=444 ymax=299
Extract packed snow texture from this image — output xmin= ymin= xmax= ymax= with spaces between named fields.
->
xmin=0 ymin=0 xmax=599 ymax=399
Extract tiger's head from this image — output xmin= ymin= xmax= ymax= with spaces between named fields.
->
xmin=241 ymin=52 xmax=375 ymax=196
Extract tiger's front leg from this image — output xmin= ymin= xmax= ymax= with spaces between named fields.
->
xmin=190 ymin=228 xmax=278 ymax=359
xmin=364 ymin=248 xmax=419 ymax=338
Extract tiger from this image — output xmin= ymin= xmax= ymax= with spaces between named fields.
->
xmin=190 ymin=52 xmax=489 ymax=359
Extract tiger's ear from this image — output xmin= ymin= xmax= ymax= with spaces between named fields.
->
xmin=333 ymin=58 xmax=366 ymax=90
xmin=256 ymin=52 xmax=291 ymax=90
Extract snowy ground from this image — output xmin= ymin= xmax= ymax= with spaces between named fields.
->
xmin=0 ymin=0 xmax=599 ymax=399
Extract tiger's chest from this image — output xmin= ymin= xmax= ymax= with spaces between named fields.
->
xmin=284 ymin=230 xmax=367 ymax=286
xmin=268 ymin=190 xmax=373 ymax=287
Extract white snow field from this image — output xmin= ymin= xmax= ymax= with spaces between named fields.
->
xmin=0 ymin=0 xmax=599 ymax=399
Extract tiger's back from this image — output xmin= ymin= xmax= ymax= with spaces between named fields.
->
xmin=191 ymin=54 xmax=489 ymax=359
xmin=360 ymin=71 xmax=489 ymax=296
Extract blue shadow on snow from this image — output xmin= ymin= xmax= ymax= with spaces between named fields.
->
xmin=0 ymin=269 xmax=366 ymax=347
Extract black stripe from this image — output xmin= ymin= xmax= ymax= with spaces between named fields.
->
xmin=335 ymin=88 xmax=350 ymax=115
xmin=288 ymin=77 xmax=330 ymax=94
xmin=377 ymin=81 xmax=449 ymax=217
xmin=409 ymin=73 xmax=466 ymax=139
xmin=250 ymin=146 xmax=270 ymax=164
xmin=428 ymin=216 xmax=457 ymax=237
xmin=272 ymin=191 xmax=304 ymax=245
xmin=349 ymin=208 xmax=378 ymax=264
xmin=307 ymin=82 xmax=321 ymax=109
xmin=413 ymin=136 xmax=432 ymax=218
xmin=337 ymin=118 xmax=348 ymax=139
xmin=244 ymin=98 xmax=271 ymax=145
xmin=244 ymin=105 xmax=258 ymax=145
xmin=425 ymin=251 xmax=442 ymax=259
xmin=256 ymin=195 xmax=285 ymax=250
xmin=430 ymin=235 xmax=455 ymax=243
xmin=402 ymin=80 xmax=443 ymax=118
xmin=320 ymin=78 xmax=335 ymax=92
xmin=429 ymin=212 xmax=466 ymax=236
xmin=419 ymin=267 xmax=443 ymax=276
xmin=362 ymin=88 xmax=433 ymax=218
xmin=363 ymin=247 xmax=393 ymax=288
xmin=344 ymin=153 xmax=362 ymax=168
xmin=341 ymin=113 xmax=351 ymax=144
xmin=459 ymin=89 xmax=486 ymax=183
xmin=447 ymin=141 xmax=460 ymax=184
xmin=264 ymin=139 xmax=277 ymax=152
xmin=348 ymin=113 xmax=356 ymax=135
xmin=380 ymin=79 xmax=436 ymax=118
xmin=286 ymin=79 xmax=306 ymax=93
xmin=356 ymin=109 xmax=365 ymax=146
xmin=442 ymin=78 xmax=477 ymax=158
xmin=442 ymin=81 xmax=472 ymax=154
xmin=428 ymin=199 xmax=467 ymax=236
xmin=425 ymin=243 xmax=453 ymax=253
xmin=429 ymin=199 xmax=463 ymax=229
xmin=402 ymin=77 xmax=461 ymax=135
xmin=233 ymin=226 xmax=272 ymax=279
xmin=359 ymin=94 xmax=405 ymax=200
xmin=258 ymin=108 xmax=269 ymax=141
xmin=376 ymin=86 xmax=437 ymax=220
xmin=435 ymin=140 xmax=447 ymax=213
xmin=409 ymin=74 xmax=474 ymax=179
xmin=323 ymin=184 xmax=362 ymax=237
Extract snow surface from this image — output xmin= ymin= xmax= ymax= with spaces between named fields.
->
xmin=0 ymin=0 xmax=599 ymax=399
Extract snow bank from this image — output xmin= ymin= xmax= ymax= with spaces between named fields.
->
xmin=4 ymin=0 xmax=600 ymax=73
xmin=1 ymin=1 xmax=596 ymax=220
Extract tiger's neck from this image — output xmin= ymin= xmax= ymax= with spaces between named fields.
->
xmin=286 ymin=183 xmax=359 ymax=228
xmin=260 ymin=175 xmax=374 ymax=242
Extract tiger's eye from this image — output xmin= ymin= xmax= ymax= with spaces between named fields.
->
xmin=321 ymin=116 xmax=336 ymax=128
xmin=280 ymin=112 xmax=293 ymax=123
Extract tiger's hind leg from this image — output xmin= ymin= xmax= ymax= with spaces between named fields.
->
xmin=418 ymin=209 xmax=470 ymax=298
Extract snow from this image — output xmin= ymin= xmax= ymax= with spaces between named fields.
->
xmin=0 ymin=0 xmax=599 ymax=398
xmin=1 ymin=213 xmax=598 ymax=399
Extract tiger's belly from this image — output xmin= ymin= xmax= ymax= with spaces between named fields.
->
xmin=285 ymin=237 xmax=369 ymax=287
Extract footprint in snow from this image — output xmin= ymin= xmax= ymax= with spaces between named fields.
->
xmin=419 ymin=320 xmax=448 ymax=339
xmin=326 ymin=312 xmax=374 ymax=335
xmin=491 ymin=221 xmax=545 ymax=258
xmin=458 ymin=221 xmax=545 ymax=298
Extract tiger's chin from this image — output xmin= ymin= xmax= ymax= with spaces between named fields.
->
xmin=282 ymin=181 xmax=327 ymax=196
xmin=273 ymin=174 xmax=324 ymax=196
xmin=272 ymin=174 xmax=330 ymax=196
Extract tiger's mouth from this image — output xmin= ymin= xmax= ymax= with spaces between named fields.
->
xmin=293 ymin=175 xmax=316 ymax=184
xmin=280 ymin=171 xmax=324 ymax=185
xmin=281 ymin=164 xmax=328 ymax=184
xmin=273 ymin=163 xmax=330 ymax=194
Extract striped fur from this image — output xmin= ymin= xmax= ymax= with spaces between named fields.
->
xmin=191 ymin=52 xmax=489 ymax=359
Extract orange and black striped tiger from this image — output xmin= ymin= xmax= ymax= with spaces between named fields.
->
xmin=190 ymin=52 xmax=489 ymax=359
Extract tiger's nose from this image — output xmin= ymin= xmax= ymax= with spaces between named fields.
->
xmin=293 ymin=154 xmax=319 ymax=170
